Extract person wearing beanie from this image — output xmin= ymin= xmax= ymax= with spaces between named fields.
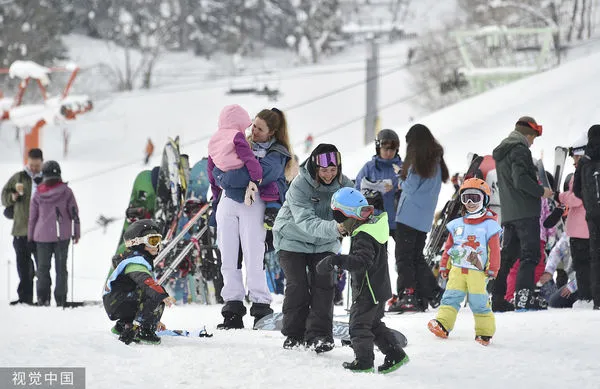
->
xmin=491 ymin=116 xmax=554 ymax=312
xmin=2 ymin=148 xmax=43 ymax=305
xmin=393 ymin=124 xmax=448 ymax=313
xmin=28 ymin=160 xmax=80 ymax=307
xmin=573 ymin=124 xmax=600 ymax=309
xmin=272 ymin=143 xmax=353 ymax=352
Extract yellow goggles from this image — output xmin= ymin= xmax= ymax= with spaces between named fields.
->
xmin=125 ymin=233 xmax=162 ymax=248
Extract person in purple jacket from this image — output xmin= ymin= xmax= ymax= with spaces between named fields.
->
xmin=28 ymin=161 xmax=80 ymax=307
xmin=208 ymin=106 xmax=292 ymax=329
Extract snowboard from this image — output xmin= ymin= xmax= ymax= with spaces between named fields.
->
xmin=115 ymin=170 xmax=157 ymax=256
xmin=187 ymin=158 xmax=210 ymax=203
xmin=253 ymin=312 xmax=408 ymax=348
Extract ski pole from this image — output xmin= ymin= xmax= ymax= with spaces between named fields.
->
xmin=6 ymin=258 xmax=10 ymax=303
xmin=70 ymin=206 xmax=80 ymax=305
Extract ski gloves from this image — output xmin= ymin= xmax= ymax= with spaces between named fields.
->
xmin=316 ymin=255 xmax=343 ymax=274
xmin=245 ymin=180 xmax=259 ymax=206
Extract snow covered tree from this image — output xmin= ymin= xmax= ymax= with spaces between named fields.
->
xmin=0 ymin=0 xmax=67 ymax=68
xmin=289 ymin=0 xmax=343 ymax=63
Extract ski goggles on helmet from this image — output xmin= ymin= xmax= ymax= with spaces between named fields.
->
xmin=332 ymin=202 xmax=373 ymax=220
xmin=516 ymin=120 xmax=543 ymax=136
xmin=125 ymin=233 xmax=162 ymax=248
xmin=460 ymin=190 xmax=484 ymax=205
xmin=314 ymin=151 xmax=341 ymax=168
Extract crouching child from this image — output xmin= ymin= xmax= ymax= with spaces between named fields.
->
xmin=316 ymin=187 xmax=408 ymax=373
xmin=103 ymin=219 xmax=176 ymax=345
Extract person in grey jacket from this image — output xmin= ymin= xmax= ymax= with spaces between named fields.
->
xmin=28 ymin=161 xmax=80 ymax=307
xmin=491 ymin=116 xmax=553 ymax=312
xmin=273 ymin=143 xmax=353 ymax=352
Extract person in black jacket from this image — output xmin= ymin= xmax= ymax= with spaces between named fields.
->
xmin=103 ymin=219 xmax=176 ymax=344
xmin=491 ymin=116 xmax=553 ymax=311
xmin=316 ymin=188 xmax=408 ymax=374
xmin=573 ymin=124 xmax=600 ymax=310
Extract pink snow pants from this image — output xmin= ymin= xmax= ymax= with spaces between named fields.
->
xmin=216 ymin=195 xmax=272 ymax=304
xmin=504 ymin=240 xmax=546 ymax=302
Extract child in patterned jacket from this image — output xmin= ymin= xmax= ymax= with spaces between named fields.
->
xmin=428 ymin=178 xmax=502 ymax=346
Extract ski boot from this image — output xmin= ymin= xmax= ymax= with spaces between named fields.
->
xmin=492 ymin=297 xmax=515 ymax=312
xmin=398 ymin=288 xmax=422 ymax=312
xmin=111 ymin=320 xmax=130 ymax=335
xmin=217 ymin=312 xmax=244 ymax=329
xmin=429 ymin=288 xmax=444 ymax=309
xmin=250 ymin=303 xmax=273 ymax=328
xmin=475 ymin=335 xmax=492 ymax=346
xmin=427 ymin=319 xmax=449 ymax=339
xmin=118 ymin=322 xmax=139 ymax=345
xmin=283 ymin=336 xmax=305 ymax=350
xmin=307 ymin=336 xmax=334 ymax=353
xmin=387 ymin=295 xmax=404 ymax=313
xmin=137 ymin=325 xmax=161 ymax=345
xmin=342 ymin=360 xmax=374 ymax=373
xmin=378 ymin=348 xmax=409 ymax=374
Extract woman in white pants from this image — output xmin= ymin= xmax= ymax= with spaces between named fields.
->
xmin=208 ymin=106 xmax=293 ymax=329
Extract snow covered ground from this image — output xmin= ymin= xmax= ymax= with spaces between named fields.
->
xmin=1 ymin=301 xmax=598 ymax=389
xmin=2 ymin=5 xmax=600 ymax=386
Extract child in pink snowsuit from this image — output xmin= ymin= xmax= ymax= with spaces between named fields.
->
xmin=207 ymin=104 xmax=263 ymax=205
xmin=504 ymin=197 xmax=556 ymax=302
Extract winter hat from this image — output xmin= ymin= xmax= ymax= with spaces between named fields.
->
xmin=515 ymin=116 xmax=542 ymax=136
xmin=306 ymin=143 xmax=342 ymax=183
xmin=585 ymin=124 xmax=600 ymax=159
xmin=571 ymin=131 xmax=588 ymax=156
xmin=588 ymin=124 xmax=600 ymax=140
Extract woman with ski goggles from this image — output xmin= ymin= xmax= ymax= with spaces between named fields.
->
xmin=273 ymin=143 xmax=354 ymax=353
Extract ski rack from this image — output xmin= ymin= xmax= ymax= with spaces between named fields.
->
xmin=158 ymin=224 xmax=208 ymax=286
xmin=153 ymin=203 xmax=209 ymax=267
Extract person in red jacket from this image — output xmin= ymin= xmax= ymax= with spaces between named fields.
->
xmin=428 ymin=178 xmax=501 ymax=346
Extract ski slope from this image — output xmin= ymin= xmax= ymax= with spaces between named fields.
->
xmin=2 ymin=22 xmax=600 ymax=389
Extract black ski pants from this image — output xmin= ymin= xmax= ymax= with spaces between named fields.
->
xmin=570 ymin=237 xmax=592 ymax=301
xmin=13 ymin=236 xmax=37 ymax=303
xmin=36 ymin=240 xmax=70 ymax=306
xmin=395 ymin=223 xmax=439 ymax=299
xmin=103 ymin=288 xmax=165 ymax=328
xmin=493 ymin=217 xmax=540 ymax=303
xmin=279 ymin=250 xmax=335 ymax=341
xmin=350 ymin=297 xmax=402 ymax=365
xmin=585 ymin=217 xmax=600 ymax=306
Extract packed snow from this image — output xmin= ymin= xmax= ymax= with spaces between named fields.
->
xmin=2 ymin=17 xmax=600 ymax=389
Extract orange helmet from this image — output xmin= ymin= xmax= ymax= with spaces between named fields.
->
xmin=460 ymin=178 xmax=491 ymax=196
xmin=460 ymin=178 xmax=491 ymax=207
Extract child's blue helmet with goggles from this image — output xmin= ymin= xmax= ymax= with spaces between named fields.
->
xmin=331 ymin=187 xmax=374 ymax=222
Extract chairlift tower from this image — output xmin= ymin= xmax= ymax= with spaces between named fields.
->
xmin=450 ymin=26 xmax=559 ymax=93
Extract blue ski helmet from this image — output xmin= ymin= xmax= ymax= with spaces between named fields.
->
xmin=331 ymin=187 xmax=374 ymax=221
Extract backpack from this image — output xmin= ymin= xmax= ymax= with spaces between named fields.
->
xmin=580 ymin=156 xmax=600 ymax=217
